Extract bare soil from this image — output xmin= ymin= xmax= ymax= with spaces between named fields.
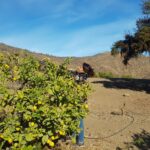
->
xmin=73 ymin=77 xmax=150 ymax=150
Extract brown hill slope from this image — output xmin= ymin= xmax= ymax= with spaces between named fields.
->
xmin=0 ymin=43 xmax=150 ymax=79
xmin=69 ymin=53 xmax=150 ymax=79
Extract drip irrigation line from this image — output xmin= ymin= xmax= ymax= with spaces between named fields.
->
xmin=85 ymin=112 xmax=135 ymax=140
xmin=86 ymin=108 xmax=150 ymax=140
xmin=125 ymin=109 xmax=150 ymax=116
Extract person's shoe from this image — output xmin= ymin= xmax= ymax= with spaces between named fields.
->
xmin=77 ymin=143 xmax=84 ymax=147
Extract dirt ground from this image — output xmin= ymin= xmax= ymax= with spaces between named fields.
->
xmin=73 ymin=77 xmax=150 ymax=150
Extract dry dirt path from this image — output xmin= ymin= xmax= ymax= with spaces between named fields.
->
xmin=78 ymin=78 xmax=150 ymax=150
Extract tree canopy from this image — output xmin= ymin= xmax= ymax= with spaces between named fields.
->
xmin=111 ymin=0 xmax=150 ymax=65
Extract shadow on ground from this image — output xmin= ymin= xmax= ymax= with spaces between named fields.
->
xmin=131 ymin=130 xmax=150 ymax=150
xmin=92 ymin=78 xmax=150 ymax=94
xmin=116 ymin=130 xmax=150 ymax=150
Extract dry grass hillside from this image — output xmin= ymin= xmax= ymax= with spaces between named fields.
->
xmin=69 ymin=53 xmax=150 ymax=79
xmin=0 ymin=43 xmax=150 ymax=79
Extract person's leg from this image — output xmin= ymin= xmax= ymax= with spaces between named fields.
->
xmin=76 ymin=119 xmax=84 ymax=145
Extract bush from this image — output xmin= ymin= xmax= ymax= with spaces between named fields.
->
xmin=0 ymin=53 xmax=90 ymax=149
xmin=95 ymin=71 xmax=133 ymax=79
xmin=96 ymin=72 xmax=116 ymax=79
xmin=121 ymin=75 xmax=133 ymax=79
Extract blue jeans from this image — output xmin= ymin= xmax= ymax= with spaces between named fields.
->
xmin=76 ymin=119 xmax=84 ymax=145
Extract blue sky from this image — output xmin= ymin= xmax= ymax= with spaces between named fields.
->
xmin=0 ymin=0 xmax=142 ymax=56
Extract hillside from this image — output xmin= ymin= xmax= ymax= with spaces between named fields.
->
xmin=69 ymin=53 xmax=150 ymax=79
xmin=0 ymin=43 xmax=150 ymax=79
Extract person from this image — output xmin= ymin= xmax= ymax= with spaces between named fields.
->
xmin=83 ymin=62 xmax=94 ymax=77
xmin=76 ymin=119 xmax=84 ymax=146
xmin=69 ymin=63 xmax=94 ymax=146
xmin=75 ymin=66 xmax=86 ymax=146
xmin=75 ymin=66 xmax=88 ymax=83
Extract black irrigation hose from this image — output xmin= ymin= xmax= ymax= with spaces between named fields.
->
xmin=84 ymin=111 xmax=135 ymax=140
xmin=125 ymin=109 xmax=150 ymax=116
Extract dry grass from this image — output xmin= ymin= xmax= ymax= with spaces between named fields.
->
xmin=1 ymin=43 xmax=150 ymax=79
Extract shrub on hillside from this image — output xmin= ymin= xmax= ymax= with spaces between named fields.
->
xmin=95 ymin=71 xmax=133 ymax=79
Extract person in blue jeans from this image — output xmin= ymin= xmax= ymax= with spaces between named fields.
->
xmin=70 ymin=63 xmax=94 ymax=146
xmin=76 ymin=119 xmax=84 ymax=146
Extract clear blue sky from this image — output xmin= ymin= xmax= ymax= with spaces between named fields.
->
xmin=0 ymin=0 xmax=142 ymax=56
